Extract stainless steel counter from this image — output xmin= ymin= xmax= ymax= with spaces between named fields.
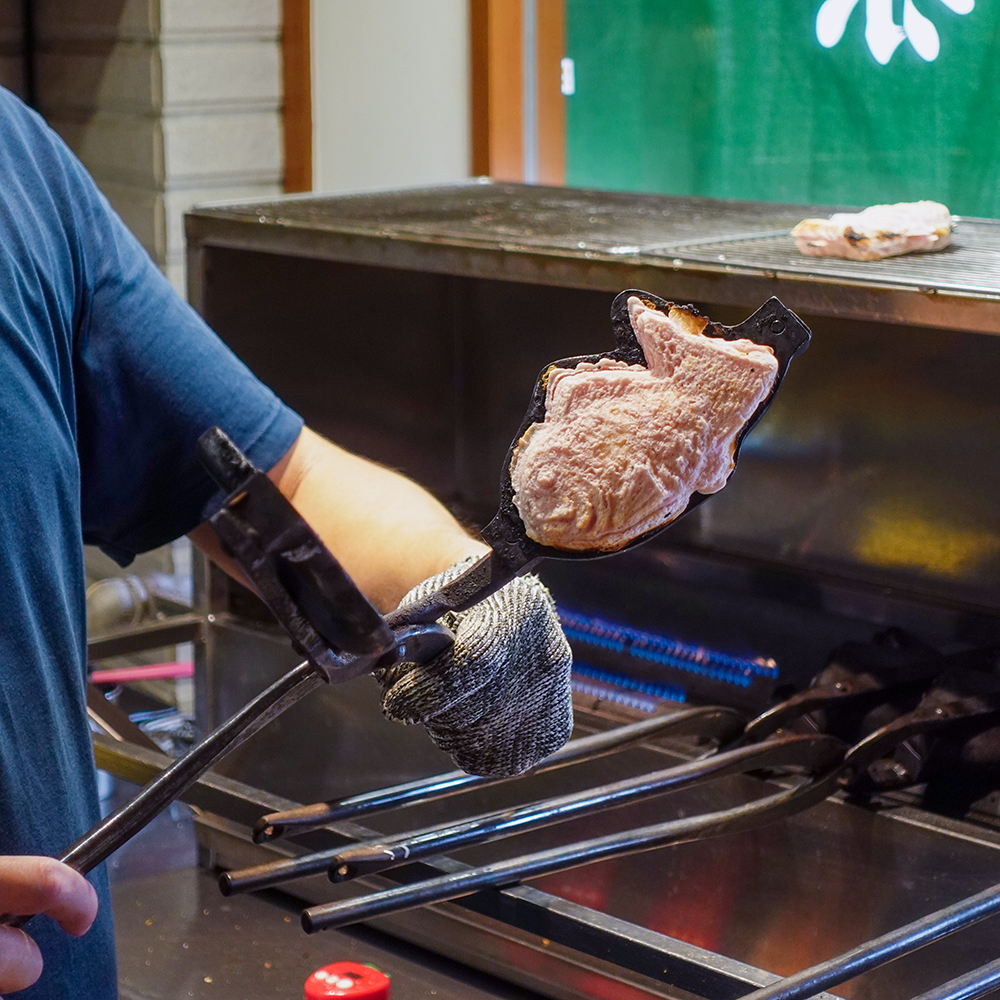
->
xmin=186 ymin=182 xmax=1000 ymax=334
xmin=113 ymin=867 xmax=546 ymax=1000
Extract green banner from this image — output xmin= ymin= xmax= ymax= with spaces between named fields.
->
xmin=565 ymin=0 xmax=1000 ymax=217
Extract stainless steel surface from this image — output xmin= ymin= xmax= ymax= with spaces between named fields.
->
xmin=113 ymin=866 xmax=547 ymax=1000
xmin=523 ymin=773 xmax=1000 ymax=1000
xmin=186 ymin=183 xmax=1000 ymax=334
xmin=98 ymin=724 xmax=1000 ymax=1000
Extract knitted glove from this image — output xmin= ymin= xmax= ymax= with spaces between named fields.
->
xmin=375 ymin=558 xmax=574 ymax=777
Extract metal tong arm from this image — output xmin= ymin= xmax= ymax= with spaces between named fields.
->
xmin=62 ymin=662 xmax=322 ymax=876
xmin=326 ymin=732 xmax=844 ymax=883
xmin=300 ymin=696 xmax=1000 ymax=934
xmin=300 ymin=734 xmax=847 ymax=934
xmin=253 ymin=706 xmax=745 ymax=844
xmin=737 ymin=675 xmax=933 ymax=746
xmin=223 ymin=719 xmax=791 ymax=895
xmin=250 ymin=705 xmax=746 ymax=844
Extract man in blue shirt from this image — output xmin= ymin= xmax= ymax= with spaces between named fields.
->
xmin=0 ymin=86 xmax=572 ymax=997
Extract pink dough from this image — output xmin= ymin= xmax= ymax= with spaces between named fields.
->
xmin=791 ymin=201 xmax=952 ymax=261
xmin=509 ymin=296 xmax=778 ymax=552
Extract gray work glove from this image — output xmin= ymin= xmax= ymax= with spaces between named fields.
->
xmin=375 ymin=558 xmax=573 ymax=777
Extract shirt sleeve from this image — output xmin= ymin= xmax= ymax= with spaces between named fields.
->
xmin=67 ymin=162 xmax=303 ymax=565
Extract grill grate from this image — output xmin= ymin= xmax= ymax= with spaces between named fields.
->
xmin=648 ymin=218 xmax=1000 ymax=298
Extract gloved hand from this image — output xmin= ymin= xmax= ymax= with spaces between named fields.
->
xmin=375 ymin=558 xmax=574 ymax=777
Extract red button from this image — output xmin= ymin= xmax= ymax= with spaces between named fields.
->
xmin=304 ymin=961 xmax=391 ymax=999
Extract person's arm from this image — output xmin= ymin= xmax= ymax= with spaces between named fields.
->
xmin=0 ymin=857 xmax=97 ymax=994
xmin=188 ymin=426 xmax=489 ymax=613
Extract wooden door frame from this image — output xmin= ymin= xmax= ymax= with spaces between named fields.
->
xmin=282 ymin=0 xmax=312 ymax=193
xmin=280 ymin=0 xmax=565 ymax=193
xmin=471 ymin=0 xmax=565 ymax=184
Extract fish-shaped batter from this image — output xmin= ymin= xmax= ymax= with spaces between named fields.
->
xmin=509 ymin=297 xmax=778 ymax=552
xmin=791 ymin=201 xmax=952 ymax=261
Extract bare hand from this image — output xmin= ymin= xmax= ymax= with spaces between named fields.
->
xmin=0 ymin=857 xmax=97 ymax=993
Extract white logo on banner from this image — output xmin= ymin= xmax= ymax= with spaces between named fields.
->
xmin=816 ymin=0 xmax=974 ymax=63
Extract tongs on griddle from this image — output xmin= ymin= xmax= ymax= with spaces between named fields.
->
xmin=235 ymin=629 xmax=943 ymax=892
xmin=223 ymin=705 xmax=745 ymax=893
xmin=231 ymin=631 xmax=951 ymax=895
xmin=297 ymin=684 xmax=1000 ymax=933
xmin=221 ymin=728 xmax=827 ymax=896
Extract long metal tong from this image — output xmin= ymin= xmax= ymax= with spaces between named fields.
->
xmin=221 ymin=705 xmax=747 ymax=894
xmin=250 ymin=705 xmax=744 ymax=844
xmin=298 ymin=695 xmax=1000 ymax=933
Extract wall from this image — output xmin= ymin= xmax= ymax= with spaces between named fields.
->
xmin=311 ymin=0 xmax=471 ymax=194
xmin=34 ymin=0 xmax=285 ymax=291
xmin=0 ymin=0 xmax=24 ymax=96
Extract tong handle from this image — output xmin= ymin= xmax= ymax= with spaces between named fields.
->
xmin=0 ymin=660 xmax=326 ymax=929
xmin=199 ymin=427 xmax=396 ymax=674
xmin=385 ymin=550 xmax=537 ymax=629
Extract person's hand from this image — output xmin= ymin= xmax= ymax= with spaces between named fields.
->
xmin=376 ymin=559 xmax=573 ymax=777
xmin=0 ymin=856 xmax=97 ymax=994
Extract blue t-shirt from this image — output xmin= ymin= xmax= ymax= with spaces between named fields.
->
xmin=0 ymin=88 xmax=303 ymax=997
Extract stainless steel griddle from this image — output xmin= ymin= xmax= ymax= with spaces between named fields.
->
xmin=185 ymin=182 xmax=1000 ymax=333
xmin=105 ymin=182 xmax=1000 ymax=1000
